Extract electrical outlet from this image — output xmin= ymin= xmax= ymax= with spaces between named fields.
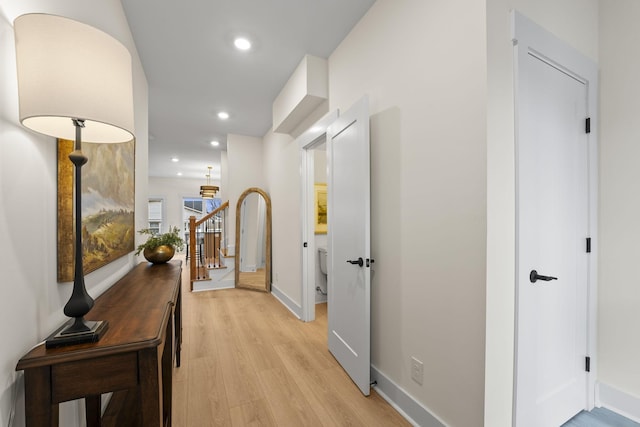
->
xmin=411 ymin=356 xmax=424 ymax=385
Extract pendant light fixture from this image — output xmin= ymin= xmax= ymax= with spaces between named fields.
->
xmin=200 ymin=166 xmax=219 ymax=199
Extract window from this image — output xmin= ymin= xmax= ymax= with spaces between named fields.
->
xmin=183 ymin=197 xmax=222 ymax=233
xmin=148 ymin=198 xmax=163 ymax=234
xmin=183 ymin=199 xmax=203 ymax=213
xmin=148 ymin=221 xmax=161 ymax=234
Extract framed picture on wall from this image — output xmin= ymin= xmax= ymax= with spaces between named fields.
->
xmin=57 ymin=138 xmax=135 ymax=282
xmin=314 ymin=183 xmax=327 ymax=234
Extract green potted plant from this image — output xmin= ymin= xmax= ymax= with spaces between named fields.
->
xmin=135 ymin=226 xmax=185 ymax=263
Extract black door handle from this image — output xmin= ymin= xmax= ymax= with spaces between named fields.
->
xmin=530 ymin=270 xmax=558 ymax=283
xmin=347 ymin=257 xmax=364 ymax=267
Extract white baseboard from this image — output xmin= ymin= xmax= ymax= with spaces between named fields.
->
xmin=596 ymin=382 xmax=640 ymax=423
xmin=371 ymin=365 xmax=447 ymax=427
xmin=192 ymin=279 xmax=235 ymax=292
xmin=271 ymin=285 xmax=302 ymax=319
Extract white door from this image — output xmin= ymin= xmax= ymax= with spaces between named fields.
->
xmin=327 ymin=96 xmax=371 ymax=395
xmin=514 ymin=13 xmax=596 ymax=427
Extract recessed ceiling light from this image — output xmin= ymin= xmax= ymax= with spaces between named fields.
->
xmin=234 ymin=37 xmax=251 ymax=51
xmin=217 ymin=111 xmax=229 ymax=120
xmin=210 ymin=140 xmax=220 ymax=147
xmin=171 ymin=157 xmax=179 ymax=162
xmin=176 ymin=172 xmax=182 ymax=176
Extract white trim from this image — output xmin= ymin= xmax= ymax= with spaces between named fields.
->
xmin=512 ymin=10 xmax=599 ymax=422
xmin=371 ymin=365 xmax=447 ymax=427
xmin=596 ymin=382 xmax=640 ymax=424
xmin=192 ymin=279 xmax=235 ymax=292
xmin=271 ymin=284 xmax=302 ymax=319
xmin=296 ymin=110 xmax=339 ymax=322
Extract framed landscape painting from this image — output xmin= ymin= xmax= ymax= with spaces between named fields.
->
xmin=314 ymin=183 xmax=327 ymax=234
xmin=57 ymin=138 xmax=135 ymax=282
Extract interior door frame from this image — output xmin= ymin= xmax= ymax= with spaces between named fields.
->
xmin=512 ymin=10 xmax=599 ymax=420
xmin=298 ymin=110 xmax=339 ymax=322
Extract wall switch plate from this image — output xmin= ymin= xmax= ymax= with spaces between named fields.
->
xmin=411 ymin=356 xmax=424 ymax=385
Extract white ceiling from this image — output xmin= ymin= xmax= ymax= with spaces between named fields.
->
xmin=121 ymin=0 xmax=376 ymax=181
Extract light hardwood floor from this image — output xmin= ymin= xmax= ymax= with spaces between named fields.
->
xmin=173 ymin=263 xmax=410 ymax=426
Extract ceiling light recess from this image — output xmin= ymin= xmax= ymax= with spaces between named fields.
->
xmin=234 ymin=37 xmax=251 ymax=51
xmin=210 ymin=140 xmax=220 ymax=147
xmin=217 ymin=111 xmax=229 ymax=120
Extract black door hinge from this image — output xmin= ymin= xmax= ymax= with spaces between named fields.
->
xmin=586 ymin=237 xmax=591 ymax=253
xmin=585 ymin=356 xmax=591 ymax=372
xmin=586 ymin=118 xmax=591 ymax=134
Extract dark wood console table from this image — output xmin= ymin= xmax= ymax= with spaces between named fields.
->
xmin=16 ymin=260 xmax=182 ymax=427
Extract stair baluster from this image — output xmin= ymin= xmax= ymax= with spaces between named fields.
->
xmin=189 ymin=201 xmax=229 ymax=289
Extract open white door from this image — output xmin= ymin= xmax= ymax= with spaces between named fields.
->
xmin=327 ymin=96 xmax=371 ymax=395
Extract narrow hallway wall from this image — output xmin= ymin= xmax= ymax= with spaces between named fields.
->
xmin=0 ymin=1 xmax=148 ymax=424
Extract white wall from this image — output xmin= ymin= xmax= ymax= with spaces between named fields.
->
xmin=266 ymin=1 xmax=488 ymax=424
xmin=262 ymin=129 xmax=300 ymax=301
xmin=0 ymin=1 xmax=148 ymax=425
xmin=598 ymin=0 xmax=640 ymax=404
xmin=220 ymin=150 xmax=229 ymax=203
xmin=147 ymin=176 xmax=221 ymax=254
xmin=484 ymin=0 xmax=598 ymax=425
xmin=227 ymin=134 xmax=264 ymax=251
xmin=328 ymin=1 xmax=487 ymax=425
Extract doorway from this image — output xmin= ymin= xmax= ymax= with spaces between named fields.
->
xmin=513 ymin=12 xmax=598 ymax=427
xmin=299 ymin=111 xmax=338 ymax=322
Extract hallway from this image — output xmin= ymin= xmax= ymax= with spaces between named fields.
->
xmin=173 ymin=263 xmax=410 ymax=426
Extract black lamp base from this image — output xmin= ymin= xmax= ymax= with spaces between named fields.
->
xmin=45 ymin=319 xmax=109 ymax=349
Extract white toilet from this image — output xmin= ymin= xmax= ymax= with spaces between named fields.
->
xmin=318 ymin=247 xmax=328 ymax=277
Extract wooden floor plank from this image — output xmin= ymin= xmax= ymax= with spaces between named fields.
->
xmin=321 ymin=367 xmax=411 ymax=427
xmin=186 ymin=357 xmax=231 ymax=426
xmin=189 ymin=299 xmax=219 ymax=359
xmin=213 ymin=296 xmax=263 ymax=407
xmin=257 ymin=367 xmax=325 ymax=426
xmin=273 ymin=341 xmax=366 ymax=427
xmin=229 ymin=399 xmax=277 ymax=427
xmin=173 ymin=257 xmax=410 ymax=427
xmin=172 ymin=379 xmax=188 ymax=427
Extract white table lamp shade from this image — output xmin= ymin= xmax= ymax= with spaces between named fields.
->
xmin=14 ymin=14 xmax=135 ymax=143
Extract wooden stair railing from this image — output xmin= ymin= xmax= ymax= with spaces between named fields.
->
xmin=188 ymin=201 xmax=229 ymax=289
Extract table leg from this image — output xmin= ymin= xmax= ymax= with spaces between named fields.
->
xmin=163 ymin=318 xmax=173 ymax=425
xmin=138 ymin=348 xmax=163 ymax=426
xmin=24 ymin=366 xmax=58 ymax=427
xmin=86 ymin=395 xmax=101 ymax=427
xmin=175 ymin=283 xmax=182 ymax=368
